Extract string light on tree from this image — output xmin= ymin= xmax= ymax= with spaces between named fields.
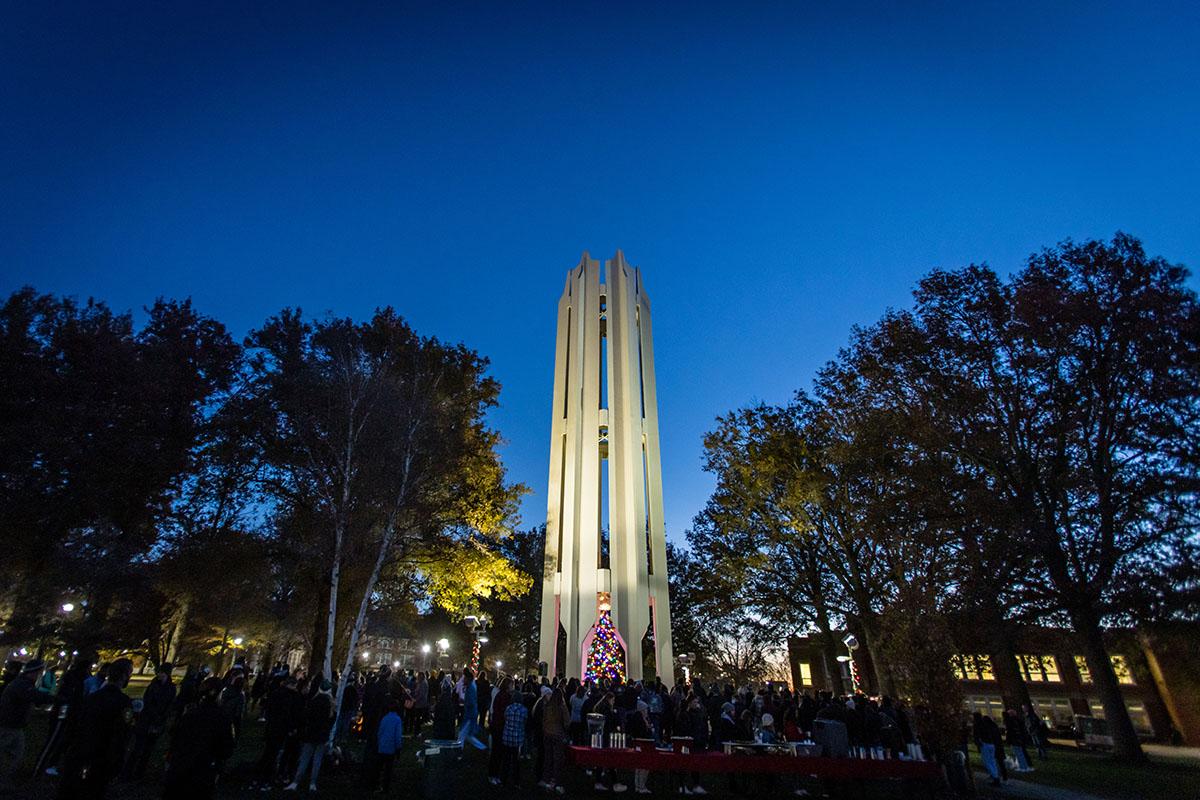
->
xmin=585 ymin=595 xmax=626 ymax=682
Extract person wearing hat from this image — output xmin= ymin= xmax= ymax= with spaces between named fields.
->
xmin=125 ymin=661 xmax=177 ymax=779
xmin=0 ymin=659 xmax=49 ymax=787
xmin=58 ymin=657 xmax=135 ymax=799
xmin=759 ymin=713 xmax=777 ymax=744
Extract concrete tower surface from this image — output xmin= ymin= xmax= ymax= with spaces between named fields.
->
xmin=539 ymin=251 xmax=673 ymax=681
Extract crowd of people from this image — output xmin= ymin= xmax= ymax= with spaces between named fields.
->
xmin=0 ymin=651 xmax=1051 ymax=798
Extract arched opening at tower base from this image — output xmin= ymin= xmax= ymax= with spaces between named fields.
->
xmin=582 ymin=593 xmax=627 ymax=682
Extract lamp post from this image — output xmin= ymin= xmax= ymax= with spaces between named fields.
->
xmin=842 ymin=634 xmax=861 ymax=693
xmin=677 ymin=653 xmax=695 ymax=685
xmin=421 ymin=643 xmax=432 ymax=671
xmin=463 ymin=615 xmax=488 ymax=673
xmin=436 ymin=638 xmax=450 ymax=670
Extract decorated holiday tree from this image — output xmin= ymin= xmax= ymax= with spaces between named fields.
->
xmin=585 ymin=602 xmax=626 ymax=682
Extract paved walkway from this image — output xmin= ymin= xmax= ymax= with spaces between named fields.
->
xmin=973 ymin=771 xmax=1111 ymax=800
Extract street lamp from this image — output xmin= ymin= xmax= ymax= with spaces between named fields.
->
xmin=677 ymin=653 xmax=695 ymax=685
xmin=842 ymin=634 xmax=860 ymax=693
xmin=60 ymin=602 xmax=75 ymax=613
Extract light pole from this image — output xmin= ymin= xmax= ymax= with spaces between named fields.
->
xmin=436 ymin=638 xmax=450 ymax=671
xmin=677 ymin=653 xmax=695 ymax=685
xmin=842 ymin=634 xmax=861 ymax=693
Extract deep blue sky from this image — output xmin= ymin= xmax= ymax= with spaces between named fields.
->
xmin=4 ymin=2 xmax=1199 ymax=542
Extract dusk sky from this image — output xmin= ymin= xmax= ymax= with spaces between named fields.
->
xmin=4 ymin=2 xmax=1199 ymax=543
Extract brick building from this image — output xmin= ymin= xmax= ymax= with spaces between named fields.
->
xmin=787 ymin=622 xmax=1199 ymax=745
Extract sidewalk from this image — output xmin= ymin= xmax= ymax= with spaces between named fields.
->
xmin=974 ymin=771 xmax=1111 ymax=800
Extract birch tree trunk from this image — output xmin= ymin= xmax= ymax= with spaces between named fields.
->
xmin=328 ymin=523 xmax=398 ymax=748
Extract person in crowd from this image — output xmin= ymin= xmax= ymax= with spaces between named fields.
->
xmin=591 ymin=692 xmax=627 ymax=793
xmin=972 ymin=711 xmax=1007 ymax=787
xmin=487 ymin=678 xmax=513 ymax=785
xmin=250 ymin=669 xmax=268 ymax=717
xmin=457 ymin=668 xmax=487 ymax=750
xmin=218 ymin=675 xmax=246 ymax=741
xmin=540 ymin=686 xmax=570 ymax=794
xmin=1023 ymin=703 xmax=1049 ymax=759
xmin=499 ymin=690 xmax=528 ymax=788
xmin=476 ymin=672 xmax=491 ymax=728
xmin=410 ymin=671 xmax=430 ymax=737
xmin=1004 ymin=707 xmax=1033 ymax=772
xmin=255 ymin=674 xmax=301 ymax=788
xmin=285 ymin=679 xmax=335 ymax=792
xmin=82 ymin=663 xmax=108 ymax=696
xmin=58 ymin=657 xmax=135 ymax=800
xmin=125 ymin=661 xmax=177 ymax=780
xmin=626 ymin=699 xmax=653 ymax=795
xmin=528 ymin=685 xmax=549 ymax=780
xmin=759 ymin=712 xmax=778 ymax=744
xmin=568 ymin=682 xmax=587 ymax=746
xmin=371 ymin=697 xmax=404 ymax=792
xmin=0 ymin=659 xmax=50 ymax=788
xmin=162 ymin=676 xmax=234 ymax=800
xmin=335 ymin=672 xmax=359 ymax=743
xmin=431 ymin=676 xmax=457 ymax=740
xmin=36 ymin=658 xmax=91 ymax=777
xmin=279 ymin=676 xmax=309 ymax=783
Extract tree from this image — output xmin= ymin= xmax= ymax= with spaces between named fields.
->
xmin=0 ymin=289 xmax=239 ymax=651
xmin=244 ymin=307 xmax=526 ymax=740
xmin=860 ymin=234 xmax=1199 ymax=761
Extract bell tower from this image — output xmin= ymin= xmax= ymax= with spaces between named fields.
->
xmin=538 ymin=251 xmax=673 ymax=681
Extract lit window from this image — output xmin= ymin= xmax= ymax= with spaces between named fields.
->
xmin=798 ymin=662 xmax=813 ymax=686
xmin=1110 ymin=655 xmax=1135 ymax=685
xmin=1074 ymin=655 xmax=1091 ymax=683
xmin=953 ymin=654 xmax=994 ymax=681
xmin=1018 ymin=655 xmax=1060 ymax=683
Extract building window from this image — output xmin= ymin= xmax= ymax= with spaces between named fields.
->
xmin=1110 ymin=655 xmax=1135 ymax=685
xmin=1018 ymin=655 xmax=1061 ymax=683
xmin=953 ymin=654 xmax=995 ymax=681
xmin=966 ymin=695 xmax=1004 ymax=719
xmin=1032 ymin=697 xmax=1074 ymax=727
xmin=1074 ymin=654 xmax=1134 ymax=685
xmin=797 ymin=662 xmax=813 ymax=687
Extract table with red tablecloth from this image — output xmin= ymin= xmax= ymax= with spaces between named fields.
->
xmin=566 ymin=745 xmax=940 ymax=781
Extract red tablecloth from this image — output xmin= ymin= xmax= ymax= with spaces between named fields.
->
xmin=566 ymin=746 xmax=940 ymax=780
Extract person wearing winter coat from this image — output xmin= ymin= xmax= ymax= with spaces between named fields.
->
xmin=371 ymin=699 xmax=404 ymax=791
xmin=125 ymin=662 xmax=177 ymax=779
xmin=285 ymin=680 xmax=335 ymax=792
xmin=162 ymin=677 xmax=234 ymax=800
xmin=539 ymin=687 xmax=570 ymax=792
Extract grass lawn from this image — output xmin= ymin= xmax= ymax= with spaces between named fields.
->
xmin=969 ymin=743 xmax=1200 ymax=800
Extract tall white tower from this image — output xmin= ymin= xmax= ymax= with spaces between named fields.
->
xmin=539 ymin=251 xmax=674 ymax=681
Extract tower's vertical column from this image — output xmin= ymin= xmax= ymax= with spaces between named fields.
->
xmin=637 ymin=272 xmax=675 ymax=679
xmin=571 ymin=256 xmax=603 ymax=678
xmin=607 ymin=252 xmax=651 ymax=680
xmin=538 ymin=282 xmax=572 ymax=676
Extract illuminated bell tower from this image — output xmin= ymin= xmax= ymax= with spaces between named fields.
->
xmin=538 ymin=251 xmax=674 ymax=681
